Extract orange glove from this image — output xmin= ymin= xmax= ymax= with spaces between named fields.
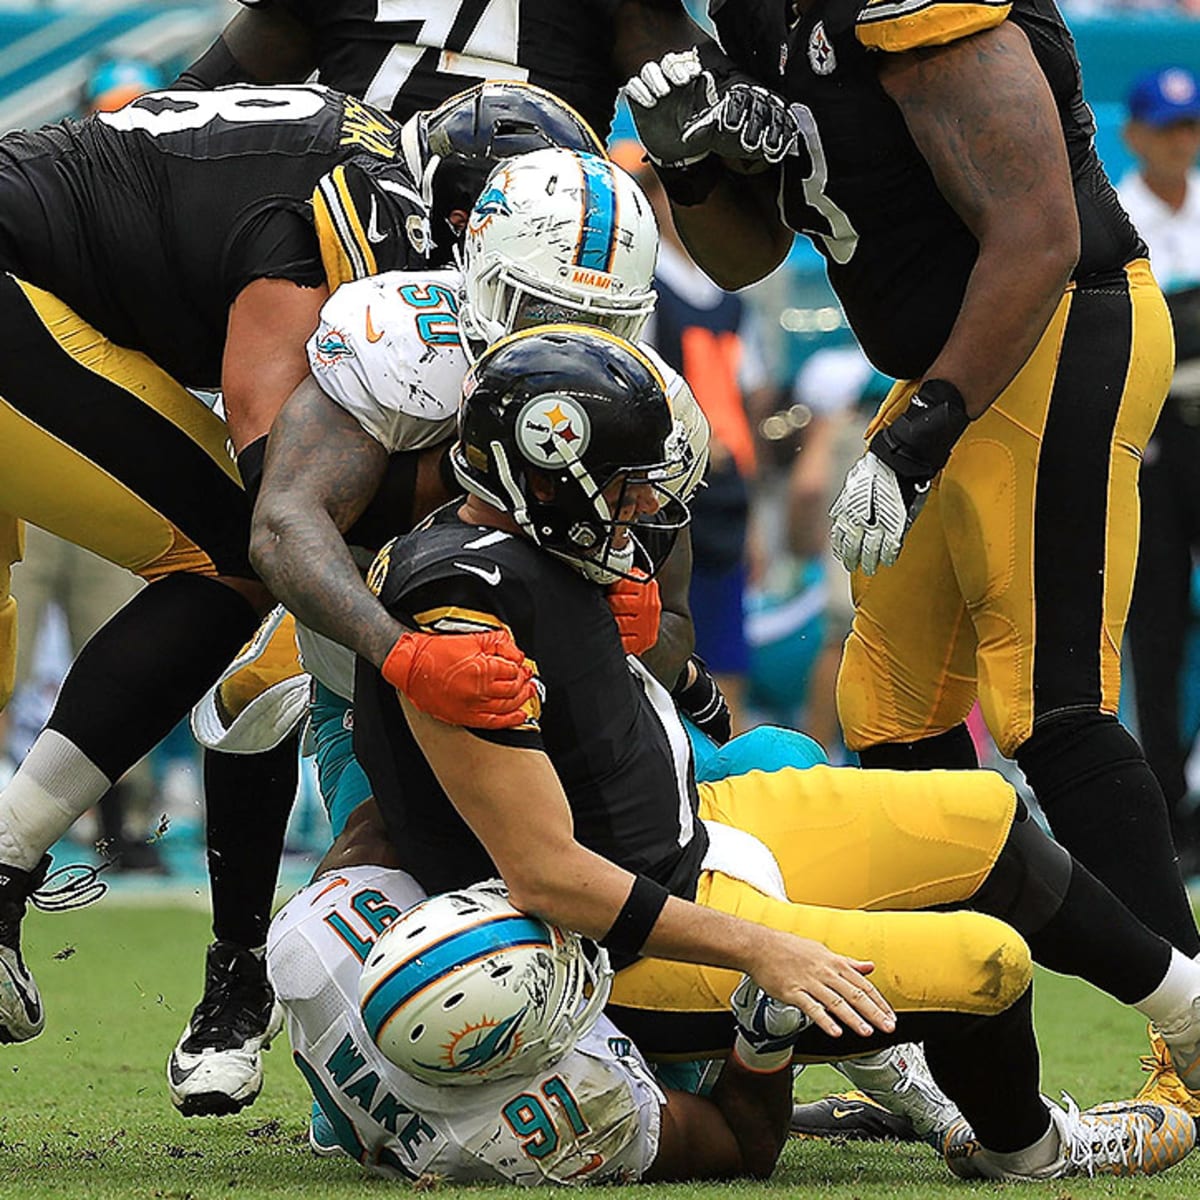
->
xmin=606 ymin=571 xmax=662 ymax=657
xmin=381 ymin=628 xmax=537 ymax=730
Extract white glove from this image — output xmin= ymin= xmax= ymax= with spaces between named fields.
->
xmin=829 ymin=451 xmax=926 ymax=575
xmin=623 ymin=49 xmax=800 ymax=170
xmin=730 ymin=974 xmax=810 ymax=1072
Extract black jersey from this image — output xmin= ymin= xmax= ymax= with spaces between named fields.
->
xmin=714 ymin=0 xmax=1146 ymax=381
xmin=354 ymin=507 xmax=708 ymax=908
xmin=0 ymin=85 xmax=425 ymax=388
xmin=240 ymin=0 xmax=623 ymax=137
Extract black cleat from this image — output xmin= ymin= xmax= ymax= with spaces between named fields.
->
xmin=790 ymin=1090 xmax=920 ymax=1142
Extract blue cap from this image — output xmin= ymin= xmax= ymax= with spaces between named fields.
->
xmin=1128 ymin=66 xmax=1200 ymax=127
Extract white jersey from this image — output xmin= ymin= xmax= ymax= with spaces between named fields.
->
xmin=300 ymin=270 xmax=705 ymax=701
xmin=267 ymin=866 xmax=664 ymax=1185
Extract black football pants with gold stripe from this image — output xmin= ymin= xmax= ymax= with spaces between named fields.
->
xmin=0 ymin=273 xmax=262 ymax=777
xmin=837 ymin=260 xmax=1200 ymax=954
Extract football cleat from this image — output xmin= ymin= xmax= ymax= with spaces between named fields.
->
xmin=1158 ymin=999 xmax=1200 ymax=1096
xmin=167 ymin=941 xmax=284 ymax=1117
xmin=942 ymin=1092 xmax=1196 ymax=1180
xmin=309 ymin=1102 xmax=349 ymax=1158
xmin=790 ymin=1090 xmax=919 ymax=1142
xmin=832 ymin=1042 xmax=962 ymax=1146
xmin=1138 ymin=1024 xmax=1200 ymax=1117
xmin=0 ymin=856 xmax=50 ymax=1044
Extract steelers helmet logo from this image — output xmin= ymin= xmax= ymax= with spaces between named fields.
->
xmin=515 ymin=394 xmax=592 ymax=467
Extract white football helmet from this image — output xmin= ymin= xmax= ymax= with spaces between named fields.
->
xmin=358 ymin=881 xmax=611 ymax=1086
xmin=458 ymin=147 xmax=660 ymax=353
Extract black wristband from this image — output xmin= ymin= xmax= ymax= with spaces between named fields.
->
xmin=173 ymin=38 xmax=248 ymax=90
xmin=868 ymin=378 xmax=970 ymax=484
xmin=653 ymin=156 xmax=725 ymax=207
xmin=236 ymin=434 xmax=269 ymax=506
xmin=601 ymin=875 xmax=671 ymax=959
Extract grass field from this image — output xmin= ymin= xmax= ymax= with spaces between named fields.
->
xmin=2 ymin=898 xmax=1199 ymax=1199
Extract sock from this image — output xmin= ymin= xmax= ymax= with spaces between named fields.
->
xmin=857 ymin=723 xmax=979 ymax=771
xmin=0 ymin=731 xmax=111 ymax=870
xmin=206 ymin=734 xmax=299 ymax=949
xmin=1017 ymin=713 xmax=1200 ymax=956
xmin=1134 ymin=948 xmax=1200 ymax=1026
xmin=982 ymin=1107 xmax=1060 ymax=1175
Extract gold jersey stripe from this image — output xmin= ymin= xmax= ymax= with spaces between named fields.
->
xmin=857 ymin=0 xmax=1010 ymax=52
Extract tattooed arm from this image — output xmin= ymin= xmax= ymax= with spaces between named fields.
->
xmin=879 ymin=23 xmax=1079 ymax=417
xmin=250 ymin=375 xmax=401 ymax=668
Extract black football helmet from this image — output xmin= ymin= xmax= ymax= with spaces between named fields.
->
xmin=400 ymin=81 xmax=605 ymax=262
xmin=452 ymin=326 xmax=690 ymax=583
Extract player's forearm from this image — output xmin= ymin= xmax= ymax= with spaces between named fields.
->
xmin=613 ymin=0 xmax=711 ymax=79
xmin=175 ymin=8 xmax=316 ymax=88
xmin=707 ymin=1055 xmax=792 ymax=1179
xmin=251 ymin=498 xmax=403 ymax=668
xmin=671 ymin=170 xmax=793 ymax=291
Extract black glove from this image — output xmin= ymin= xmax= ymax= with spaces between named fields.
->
xmin=672 ymin=655 xmax=732 ymax=745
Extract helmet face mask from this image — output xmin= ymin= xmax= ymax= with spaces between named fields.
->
xmin=457 ymin=148 xmax=660 ymax=357
xmin=453 ymin=327 xmax=691 ymax=585
xmin=399 ymin=82 xmax=605 ymax=263
xmin=358 ymin=881 xmax=611 ymax=1086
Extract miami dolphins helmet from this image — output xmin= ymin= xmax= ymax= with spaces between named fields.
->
xmin=358 ymin=881 xmax=610 ymax=1086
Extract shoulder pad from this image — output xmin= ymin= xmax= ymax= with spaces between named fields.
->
xmin=308 ymin=270 xmax=467 ymax=452
xmin=855 ymin=0 xmax=1011 ymax=52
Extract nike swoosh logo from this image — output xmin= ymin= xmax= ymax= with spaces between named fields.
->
xmin=365 ymin=306 xmax=384 ymax=343
xmin=454 ymin=561 xmax=502 ymax=586
xmin=367 ymin=196 xmax=387 ymax=244
xmin=168 ymin=1057 xmax=203 ymax=1086
xmin=1 ymin=957 xmax=41 ymax=1026
xmin=311 ymin=875 xmax=350 ymax=904
xmin=832 ymin=1106 xmax=864 ymax=1119
xmin=566 ymin=1153 xmax=605 ymax=1178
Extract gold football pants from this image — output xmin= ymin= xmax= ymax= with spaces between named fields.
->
xmin=609 ymin=765 xmax=1030 ymax=1058
xmin=0 ymin=273 xmax=252 ymax=707
xmin=838 ymin=260 xmax=1172 ymax=756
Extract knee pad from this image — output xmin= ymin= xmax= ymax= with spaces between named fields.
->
xmin=1015 ymin=712 xmax=1143 ymax=804
xmin=857 ymin=723 xmax=979 ymax=771
xmin=966 ymin=800 xmax=1073 ymax=936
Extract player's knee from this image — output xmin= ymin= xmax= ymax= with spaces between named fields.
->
xmin=954 ymin=911 xmax=1033 ymax=1015
xmin=1015 ymin=710 xmax=1142 ymax=803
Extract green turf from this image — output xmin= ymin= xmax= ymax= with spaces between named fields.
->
xmin=1 ymin=901 xmax=1198 ymax=1198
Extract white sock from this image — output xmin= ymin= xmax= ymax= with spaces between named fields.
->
xmin=983 ymin=1108 xmax=1060 ymax=1176
xmin=1134 ymin=948 xmax=1200 ymax=1026
xmin=0 ymin=731 xmax=112 ymax=871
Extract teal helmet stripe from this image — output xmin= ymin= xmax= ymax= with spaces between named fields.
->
xmin=574 ymin=153 xmax=618 ymax=273
xmin=361 ymin=915 xmax=551 ymax=1043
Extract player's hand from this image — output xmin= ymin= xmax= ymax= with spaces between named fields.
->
xmin=828 ymin=451 xmax=915 ymax=575
xmin=730 ymin=974 xmax=811 ymax=1072
xmin=381 ymin=628 xmax=536 ymax=730
xmin=671 ymin=656 xmax=732 ymax=745
xmin=606 ymin=571 xmax=662 ymax=656
xmin=748 ymin=931 xmax=895 ymax=1040
xmin=682 ymin=80 xmax=799 ymax=164
xmin=624 ymin=49 xmax=799 ymax=169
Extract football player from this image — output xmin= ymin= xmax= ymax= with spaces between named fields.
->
xmin=623 ymin=0 xmax=1200 ymax=1119
xmin=174 ymin=0 xmax=704 ymax=142
xmin=353 ymin=324 xmax=1200 ymax=1179
xmin=0 ymin=82 xmax=598 ymax=1064
xmin=267 ymin=799 xmax=801 ymax=1184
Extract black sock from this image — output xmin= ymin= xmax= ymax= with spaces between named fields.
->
xmin=1017 ymin=713 xmax=1200 ymax=955
xmin=924 ymin=989 xmax=1047 ymax=1154
xmin=205 ymin=734 xmax=299 ymax=949
xmin=47 ymin=574 xmax=260 ymax=782
xmin=857 ymin=723 xmax=979 ymax=770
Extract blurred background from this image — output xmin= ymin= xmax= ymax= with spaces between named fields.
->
xmin=5 ymin=0 xmax=1200 ymax=886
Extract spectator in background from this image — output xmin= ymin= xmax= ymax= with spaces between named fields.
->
xmin=612 ymin=140 xmax=771 ymax=734
xmin=82 ymin=59 xmax=164 ymax=115
xmin=1118 ymin=66 xmax=1200 ymax=874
